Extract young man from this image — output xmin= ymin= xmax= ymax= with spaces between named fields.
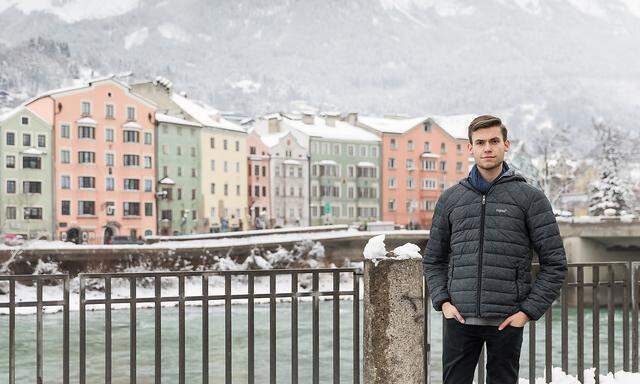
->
xmin=423 ymin=115 xmax=567 ymax=383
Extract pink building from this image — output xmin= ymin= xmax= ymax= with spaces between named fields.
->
xmin=358 ymin=115 xmax=472 ymax=229
xmin=27 ymin=77 xmax=157 ymax=244
xmin=246 ymin=128 xmax=271 ymax=229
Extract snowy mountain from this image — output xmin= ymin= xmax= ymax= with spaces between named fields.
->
xmin=1 ymin=0 xmax=640 ymax=154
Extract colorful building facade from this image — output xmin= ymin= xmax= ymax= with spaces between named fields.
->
xmin=246 ymin=128 xmax=271 ymax=229
xmin=27 ymin=77 xmax=157 ymax=244
xmin=0 ymin=106 xmax=54 ymax=239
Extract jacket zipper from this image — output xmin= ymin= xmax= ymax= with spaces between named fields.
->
xmin=477 ymin=194 xmax=486 ymax=317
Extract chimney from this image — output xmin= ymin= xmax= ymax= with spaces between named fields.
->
xmin=268 ymin=117 xmax=281 ymax=133
xmin=346 ymin=112 xmax=358 ymax=125
xmin=302 ymin=113 xmax=314 ymax=125
xmin=325 ymin=115 xmax=336 ymax=127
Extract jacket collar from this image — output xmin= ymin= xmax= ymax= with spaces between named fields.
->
xmin=459 ymin=161 xmax=527 ymax=194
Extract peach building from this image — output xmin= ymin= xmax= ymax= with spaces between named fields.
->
xmin=246 ymin=128 xmax=271 ymax=229
xmin=358 ymin=114 xmax=473 ymax=228
xmin=26 ymin=77 xmax=157 ymax=244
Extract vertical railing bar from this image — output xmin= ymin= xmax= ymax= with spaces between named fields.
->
xmin=225 ymin=273 xmax=232 ymax=384
xmin=353 ymin=272 xmax=360 ymax=384
xmin=179 ymin=275 xmax=185 ymax=384
xmin=36 ymin=276 xmax=43 ymax=384
xmin=545 ymin=304 xmax=552 ymax=383
xmin=291 ymin=272 xmax=298 ymax=384
xmin=312 ymin=271 xmax=320 ymax=384
xmin=105 ymin=276 xmax=112 ymax=384
xmin=9 ymin=279 xmax=15 ymax=384
xmin=529 ymin=319 xmax=536 ymax=384
xmin=633 ymin=264 xmax=639 ymax=372
xmin=577 ymin=266 xmax=584 ymax=382
xmin=332 ymin=271 xmax=340 ymax=384
xmin=593 ymin=266 xmax=600 ymax=384
xmin=130 ymin=277 xmax=137 ymax=384
xmin=624 ymin=262 xmax=630 ymax=371
xmin=202 ymin=275 xmax=209 ymax=384
xmin=270 ymin=273 xmax=276 ymax=384
xmin=608 ymin=265 xmax=615 ymax=374
xmin=562 ymin=270 xmax=569 ymax=374
xmin=423 ymin=277 xmax=429 ymax=384
xmin=248 ymin=274 xmax=255 ymax=384
xmin=154 ymin=276 xmax=161 ymax=384
xmin=63 ymin=276 xmax=70 ymax=384
xmin=80 ymin=276 xmax=86 ymax=384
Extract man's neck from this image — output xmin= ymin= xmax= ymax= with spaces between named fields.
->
xmin=477 ymin=161 xmax=504 ymax=183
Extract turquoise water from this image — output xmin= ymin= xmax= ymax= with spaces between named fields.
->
xmin=0 ymin=302 xmax=629 ymax=383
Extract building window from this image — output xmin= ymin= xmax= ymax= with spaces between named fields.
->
xmin=210 ymin=137 xmax=215 ymax=148
xmin=61 ymin=200 xmax=71 ymax=216
xmin=422 ymin=159 xmax=436 ymax=171
xmin=161 ymin=210 xmax=172 ymax=220
xmin=78 ymin=126 xmax=95 ymax=139
xmin=190 ymin=146 xmax=195 ymax=157
xmin=61 ymin=150 xmax=70 ymax=164
xmin=372 ymin=146 xmax=378 ymax=158
xmin=61 ymin=124 xmax=70 ymax=138
xmin=224 ymin=161 xmax=228 ymax=172
xmin=235 ymin=141 xmax=240 ymax=151
xmin=78 ymin=176 xmax=96 ymax=189
xmin=61 ymin=175 xmax=71 ymax=189
xmin=23 ymin=133 xmax=31 ymax=147
xmin=145 ymin=202 xmax=153 ymax=217
xmin=123 ymin=154 xmax=140 ymax=167
xmin=106 ymin=153 xmax=114 ymax=167
xmin=105 ymin=104 xmax=114 ymax=119
xmin=456 ymin=161 xmax=463 ymax=173
xmin=424 ymin=142 xmax=430 ymax=152
xmin=78 ymin=151 xmax=96 ymax=164
xmin=440 ymin=143 xmax=446 ymax=153
xmin=123 ymin=130 xmax=140 ymax=143
xmin=6 ymin=155 xmax=15 ymax=168
xmin=6 ymin=132 xmax=14 ymax=146
xmin=144 ymin=132 xmax=152 ymax=145
xmin=224 ymin=184 xmax=228 ymax=196
xmin=21 ymin=116 xmax=29 ymax=125
xmin=105 ymin=128 xmax=114 ymax=142
xmin=387 ymin=158 xmax=396 ymax=169
xmin=223 ymin=139 xmax=228 ymax=150
xmin=37 ymin=135 xmax=46 ymax=148
xmin=388 ymin=199 xmax=396 ymax=211
xmin=422 ymin=179 xmax=437 ymax=190
xmin=5 ymin=207 xmax=16 ymax=220
xmin=106 ymin=177 xmax=115 ymax=191
xmin=78 ymin=201 xmax=96 ymax=215
xmin=407 ymin=177 xmax=414 ymax=190
xmin=106 ymin=202 xmax=115 ymax=216
xmin=177 ymin=167 xmax=182 ymax=176
xmin=123 ymin=202 xmax=140 ymax=216
xmin=177 ymin=188 xmax=182 ymax=200
xmin=407 ymin=140 xmax=414 ymax=151
xmin=144 ymin=156 xmax=152 ymax=168
xmin=6 ymin=180 xmax=15 ymax=194
xmin=236 ymin=185 xmax=241 ymax=196
xmin=127 ymin=106 xmax=136 ymax=121
xmin=81 ymin=102 xmax=91 ymax=116
xmin=250 ymin=146 xmax=256 ymax=155
xmin=23 ymin=207 xmax=42 ymax=220
xmin=424 ymin=200 xmax=436 ymax=211
xmin=145 ymin=179 xmax=152 ymax=192
xmin=23 ymin=156 xmax=41 ymax=169
xmin=23 ymin=181 xmax=42 ymax=194
xmin=177 ymin=146 xmax=182 ymax=156
xmin=191 ymin=168 xmax=196 ymax=177
xmin=210 ymin=183 xmax=215 ymax=194
xmin=191 ymin=189 xmax=196 ymax=200
xmin=440 ymin=160 xmax=447 ymax=172
xmin=406 ymin=159 xmax=415 ymax=170
xmin=388 ymin=177 xmax=396 ymax=188
xmin=457 ymin=144 xmax=462 ymax=154
xmin=390 ymin=138 xmax=397 ymax=150
xmin=236 ymin=162 xmax=240 ymax=173
xmin=124 ymin=179 xmax=140 ymax=191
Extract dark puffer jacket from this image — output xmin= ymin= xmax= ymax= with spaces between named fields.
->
xmin=423 ymin=167 xmax=567 ymax=321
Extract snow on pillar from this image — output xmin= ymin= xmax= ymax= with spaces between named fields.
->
xmin=363 ymin=235 xmax=424 ymax=383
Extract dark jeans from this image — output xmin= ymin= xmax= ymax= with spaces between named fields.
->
xmin=442 ymin=317 xmax=524 ymax=384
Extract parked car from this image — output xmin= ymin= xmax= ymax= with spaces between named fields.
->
xmin=110 ymin=235 xmax=144 ymax=245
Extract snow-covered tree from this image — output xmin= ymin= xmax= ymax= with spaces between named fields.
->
xmin=588 ymin=119 xmax=633 ymax=216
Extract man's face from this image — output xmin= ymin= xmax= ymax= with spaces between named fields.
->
xmin=467 ymin=126 xmax=510 ymax=170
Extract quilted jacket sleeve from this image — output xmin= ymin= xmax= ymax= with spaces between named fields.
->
xmin=423 ymin=191 xmax=452 ymax=312
xmin=519 ymin=189 xmax=568 ymax=321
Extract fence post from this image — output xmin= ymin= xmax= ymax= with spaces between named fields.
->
xmin=364 ymin=258 xmax=424 ymax=383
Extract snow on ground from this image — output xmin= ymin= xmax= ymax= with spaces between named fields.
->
xmin=513 ymin=366 xmax=640 ymax=383
xmin=363 ymin=233 xmax=422 ymax=266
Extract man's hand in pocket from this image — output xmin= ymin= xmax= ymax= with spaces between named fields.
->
xmin=442 ymin=302 xmax=465 ymax=323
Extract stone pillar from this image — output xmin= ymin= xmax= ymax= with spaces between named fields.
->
xmin=364 ymin=258 xmax=424 ymax=383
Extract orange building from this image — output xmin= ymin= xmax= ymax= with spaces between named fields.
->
xmin=26 ymin=77 xmax=157 ymax=244
xmin=357 ymin=114 xmax=473 ymax=228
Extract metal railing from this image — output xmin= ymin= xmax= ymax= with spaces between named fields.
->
xmin=423 ymin=261 xmax=640 ymax=384
xmin=2 ymin=261 xmax=640 ymax=384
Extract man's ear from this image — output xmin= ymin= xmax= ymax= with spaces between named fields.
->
xmin=504 ymin=139 xmax=510 ymax=152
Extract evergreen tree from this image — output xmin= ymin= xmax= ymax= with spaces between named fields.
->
xmin=588 ymin=119 xmax=632 ymax=216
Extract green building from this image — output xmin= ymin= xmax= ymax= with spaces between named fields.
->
xmin=0 ymin=107 xmax=54 ymax=239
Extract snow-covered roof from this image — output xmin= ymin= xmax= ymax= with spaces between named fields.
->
xmin=430 ymin=114 xmax=476 ymax=140
xmin=284 ymin=116 xmax=380 ymax=142
xmin=359 ymin=116 xmax=429 ymax=134
xmin=122 ymin=121 xmax=142 ymax=130
xmin=319 ymin=159 xmax=338 ymax=166
xmin=155 ymin=112 xmax=202 ymax=127
xmin=421 ymin=152 xmax=440 ymax=158
xmin=170 ymin=93 xmax=244 ymax=133
xmin=283 ymin=159 xmax=301 ymax=165
xmin=260 ymin=131 xmax=290 ymax=148
xmin=77 ymin=117 xmax=97 ymax=126
xmin=159 ymin=177 xmax=175 ymax=185
xmin=357 ymin=161 xmax=376 ymax=167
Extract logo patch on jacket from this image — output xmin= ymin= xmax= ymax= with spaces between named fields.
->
xmin=496 ymin=208 xmax=508 ymax=214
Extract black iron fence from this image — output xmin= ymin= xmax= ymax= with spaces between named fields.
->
xmin=2 ymin=262 xmax=640 ymax=383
